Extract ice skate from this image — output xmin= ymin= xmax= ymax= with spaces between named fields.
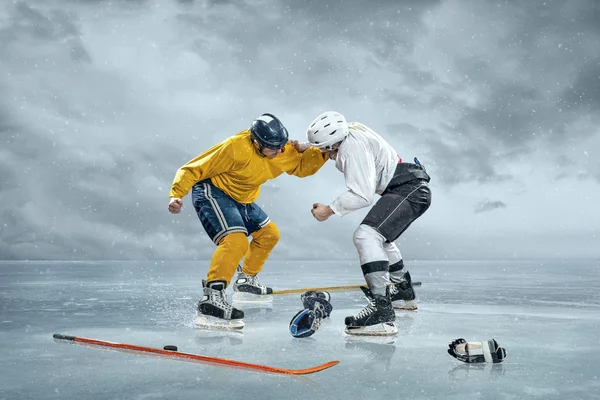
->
xmin=390 ymin=270 xmax=418 ymax=311
xmin=344 ymin=286 xmax=397 ymax=336
xmin=195 ymin=280 xmax=245 ymax=331
xmin=232 ymin=272 xmax=274 ymax=303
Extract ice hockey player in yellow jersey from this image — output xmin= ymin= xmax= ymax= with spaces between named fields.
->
xmin=168 ymin=113 xmax=327 ymax=329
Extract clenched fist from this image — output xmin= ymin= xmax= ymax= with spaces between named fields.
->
xmin=289 ymin=140 xmax=312 ymax=153
xmin=311 ymin=203 xmax=334 ymax=222
xmin=168 ymin=198 xmax=183 ymax=214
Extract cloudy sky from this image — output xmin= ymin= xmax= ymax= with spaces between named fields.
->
xmin=1 ymin=0 xmax=598 ymax=262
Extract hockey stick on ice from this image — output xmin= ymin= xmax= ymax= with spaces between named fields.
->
xmin=52 ymin=334 xmax=339 ymax=375
xmin=272 ymin=281 xmax=422 ymax=295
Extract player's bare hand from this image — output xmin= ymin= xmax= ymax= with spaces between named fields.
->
xmin=168 ymin=198 xmax=183 ymax=214
xmin=311 ymin=203 xmax=334 ymax=222
xmin=289 ymin=140 xmax=311 ymax=153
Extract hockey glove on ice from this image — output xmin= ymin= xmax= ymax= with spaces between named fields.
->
xmin=289 ymin=291 xmax=333 ymax=338
xmin=448 ymin=338 xmax=507 ymax=363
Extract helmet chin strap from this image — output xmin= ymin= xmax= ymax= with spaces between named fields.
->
xmin=251 ymin=139 xmax=267 ymax=157
xmin=249 ymin=136 xmax=265 ymax=156
xmin=252 ymin=138 xmax=283 ymax=157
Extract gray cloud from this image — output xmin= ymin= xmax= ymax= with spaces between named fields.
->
xmin=1 ymin=0 xmax=599 ymax=261
xmin=475 ymin=200 xmax=507 ymax=214
xmin=562 ymin=61 xmax=600 ymax=111
xmin=367 ymin=0 xmax=600 ymax=186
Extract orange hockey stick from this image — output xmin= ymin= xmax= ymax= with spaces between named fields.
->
xmin=52 ymin=334 xmax=338 ymax=375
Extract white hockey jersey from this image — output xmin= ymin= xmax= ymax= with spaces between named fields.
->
xmin=329 ymin=122 xmax=400 ymax=216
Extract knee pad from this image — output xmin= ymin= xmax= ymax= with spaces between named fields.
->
xmin=352 ymin=225 xmax=387 ymax=265
xmin=219 ymin=232 xmax=249 ymax=257
xmin=252 ymin=221 xmax=280 ymax=247
xmin=210 ymin=232 xmax=249 ymax=284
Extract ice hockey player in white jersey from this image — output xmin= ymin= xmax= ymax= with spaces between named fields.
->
xmin=306 ymin=111 xmax=432 ymax=336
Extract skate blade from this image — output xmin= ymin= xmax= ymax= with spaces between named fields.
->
xmin=393 ymin=300 xmax=418 ymax=311
xmin=345 ymin=322 xmax=398 ymax=337
xmin=232 ymin=292 xmax=274 ymax=303
xmin=194 ymin=314 xmax=244 ymax=331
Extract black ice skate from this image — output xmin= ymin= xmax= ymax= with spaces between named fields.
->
xmin=390 ymin=270 xmax=417 ymax=311
xmin=344 ymin=286 xmax=397 ymax=336
xmin=195 ymin=280 xmax=245 ymax=330
xmin=233 ymin=272 xmax=273 ymax=303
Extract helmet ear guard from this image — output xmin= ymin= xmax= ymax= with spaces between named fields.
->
xmin=306 ymin=111 xmax=349 ymax=149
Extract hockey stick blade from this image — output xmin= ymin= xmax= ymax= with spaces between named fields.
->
xmin=273 ymin=282 xmax=422 ymax=296
xmin=52 ymin=333 xmax=339 ymax=375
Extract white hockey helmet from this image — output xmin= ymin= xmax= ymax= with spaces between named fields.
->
xmin=306 ymin=111 xmax=349 ymax=149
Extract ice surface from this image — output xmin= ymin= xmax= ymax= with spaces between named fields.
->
xmin=1 ymin=259 xmax=599 ymax=400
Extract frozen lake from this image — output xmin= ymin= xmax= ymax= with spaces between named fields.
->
xmin=1 ymin=259 xmax=599 ymax=400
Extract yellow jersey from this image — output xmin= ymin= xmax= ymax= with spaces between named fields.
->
xmin=169 ymin=129 xmax=328 ymax=204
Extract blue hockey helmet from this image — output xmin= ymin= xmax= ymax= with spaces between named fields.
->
xmin=250 ymin=113 xmax=289 ymax=150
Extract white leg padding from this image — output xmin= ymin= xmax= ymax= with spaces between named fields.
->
xmin=383 ymin=242 xmax=402 ymax=265
xmin=353 ymin=225 xmax=387 ymax=265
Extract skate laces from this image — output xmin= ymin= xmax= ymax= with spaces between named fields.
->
xmin=211 ymin=287 xmax=233 ymax=313
xmin=389 ymin=274 xmax=409 ymax=296
xmin=246 ymin=274 xmax=266 ymax=290
xmin=354 ymin=295 xmax=377 ymax=319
